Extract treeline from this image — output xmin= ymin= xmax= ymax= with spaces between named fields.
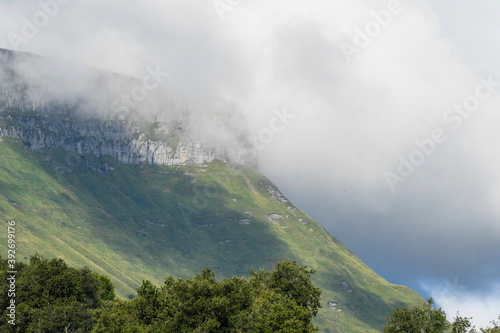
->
xmin=384 ymin=298 xmax=500 ymax=333
xmin=1 ymin=255 xmax=321 ymax=332
xmin=3 ymin=255 xmax=498 ymax=332
xmin=0 ymin=255 xmax=115 ymax=332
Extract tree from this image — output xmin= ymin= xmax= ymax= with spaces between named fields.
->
xmin=0 ymin=254 xmax=115 ymax=332
xmin=249 ymin=260 xmax=322 ymax=316
xmin=384 ymin=298 xmax=449 ymax=333
xmin=92 ymin=300 xmax=146 ymax=333
xmin=94 ymin=260 xmax=321 ymax=332
xmin=2 ymin=255 xmax=321 ymax=332
xmin=94 ymin=273 xmax=115 ymax=301
xmin=480 ymin=317 xmax=500 ymax=333
xmin=385 ymin=299 xmax=500 ymax=333
xmin=452 ymin=314 xmax=476 ymax=333
xmin=236 ymin=290 xmax=317 ymax=333
xmin=149 ymin=269 xmax=255 ymax=332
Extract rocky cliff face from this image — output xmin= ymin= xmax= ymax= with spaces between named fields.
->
xmin=0 ymin=110 xmax=251 ymax=167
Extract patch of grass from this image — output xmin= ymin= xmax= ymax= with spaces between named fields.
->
xmin=0 ymin=135 xmax=423 ymax=332
xmin=132 ymin=119 xmax=181 ymax=149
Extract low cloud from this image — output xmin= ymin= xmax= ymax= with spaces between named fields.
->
xmin=422 ymin=281 xmax=500 ymax=328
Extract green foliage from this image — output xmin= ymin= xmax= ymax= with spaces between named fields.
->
xmin=480 ymin=317 xmax=500 ymax=333
xmin=93 ymin=260 xmax=321 ymax=332
xmin=2 ymin=255 xmax=321 ymax=332
xmin=384 ymin=298 xmax=449 ymax=333
xmin=20 ymin=300 xmax=95 ymax=333
xmin=2 ymin=252 xmax=499 ymax=333
xmin=384 ymin=300 xmax=500 ymax=333
xmin=452 ymin=314 xmax=476 ymax=333
xmin=0 ymin=128 xmax=425 ymax=332
xmin=237 ymin=290 xmax=317 ymax=333
xmin=250 ymin=260 xmax=322 ymax=316
xmin=95 ymin=273 xmax=116 ymax=301
xmin=0 ymin=254 xmax=114 ymax=332
xmin=134 ymin=119 xmax=181 ymax=148
xmin=92 ymin=300 xmax=147 ymax=333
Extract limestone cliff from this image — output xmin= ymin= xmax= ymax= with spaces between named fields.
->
xmin=0 ymin=110 xmax=252 ymax=167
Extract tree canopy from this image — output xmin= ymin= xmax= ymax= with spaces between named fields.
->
xmin=3 ymin=254 xmax=498 ymax=333
xmin=0 ymin=254 xmax=115 ymax=332
xmin=1 ymin=256 xmax=321 ymax=332
xmin=93 ymin=260 xmax=322 ymax=332
xmin=384 ymin=298 xmax=500 ymax=333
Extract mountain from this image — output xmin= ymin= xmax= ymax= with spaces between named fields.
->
xmin=0 ymin=48 xmax=423 ymax=332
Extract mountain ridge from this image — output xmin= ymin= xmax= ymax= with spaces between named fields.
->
xmin=0 ymin=48 xmax=423 ymax=332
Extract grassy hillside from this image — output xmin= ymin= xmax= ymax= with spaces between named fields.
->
xmin=0 ymin=134 xmax=423 ymax=332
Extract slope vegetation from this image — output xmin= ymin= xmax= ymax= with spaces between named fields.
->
xmin=0 ymin=129 xmax=422 ymax=332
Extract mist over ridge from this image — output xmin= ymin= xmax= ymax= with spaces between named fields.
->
xmin=0 ymin=47 xmax=255 ymax=166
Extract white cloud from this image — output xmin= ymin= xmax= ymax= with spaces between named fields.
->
xmin=422 ymin=281 xmax=500 ymax=328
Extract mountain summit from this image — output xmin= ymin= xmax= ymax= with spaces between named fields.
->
xmin=0 ymin=48 xmax=422 ymax=332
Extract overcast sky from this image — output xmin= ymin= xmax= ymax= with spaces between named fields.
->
xmin=1 ymin=0 xmax=499 ymax=326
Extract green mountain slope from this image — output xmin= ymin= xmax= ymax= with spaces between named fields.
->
xmin=0 ymin=130 xmax=422 ymax=332
xmin=0 ymin=47 xmax=423 ymax=331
